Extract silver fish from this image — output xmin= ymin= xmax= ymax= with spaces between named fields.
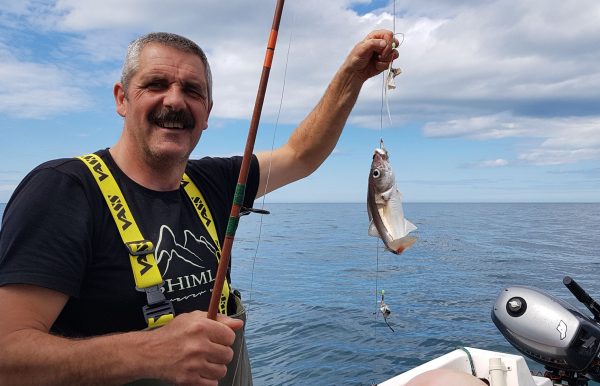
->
xmin=367 ymin=142 xmax=417 ymax=254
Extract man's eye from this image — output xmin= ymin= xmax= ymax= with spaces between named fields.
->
xmin=146 ymin=81 xmax=166 ymax=90
xmin=185 ymin=87 xmax=206 ymax=99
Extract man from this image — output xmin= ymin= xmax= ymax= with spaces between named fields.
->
xmin=0 ymin=30 xmax=398 ymax=385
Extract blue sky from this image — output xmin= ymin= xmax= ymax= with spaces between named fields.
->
xmin=1 ymin=0 xmax=599 ymax=203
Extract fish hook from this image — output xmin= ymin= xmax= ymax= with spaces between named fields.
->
xmin=376 ymin=289 xmax=395 ymax=332
xmin=386 ymin=32 xmax=404 ymax=90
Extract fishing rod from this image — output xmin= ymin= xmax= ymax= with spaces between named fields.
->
xmin=207 ymin=0 xmax=285 ymax=319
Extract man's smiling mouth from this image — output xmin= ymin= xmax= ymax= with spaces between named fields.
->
xmin=150 ymin=108 xmax=195 ymax=130
xmin=159 ymin=121 xmax=185 ymax=129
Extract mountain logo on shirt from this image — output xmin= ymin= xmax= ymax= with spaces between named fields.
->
xmin=154 ymin=225 xmax=219 ymax=303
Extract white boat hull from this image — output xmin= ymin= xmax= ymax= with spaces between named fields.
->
xmin=378 ymin=347 xmax=553 ymax=386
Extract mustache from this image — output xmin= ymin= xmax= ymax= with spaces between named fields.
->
xmin=149 ymin=108 xmax=195 ymax=129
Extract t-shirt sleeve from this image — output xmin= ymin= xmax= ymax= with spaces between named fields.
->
xmin=190 ymin=154 xmax=259 ymax=205
xmin=217 ymin=154 xmax=260 ymax=208
xmin=239 ymin=154 xmax=260 ymax=208
xmin=186 ymin=154 xmax=260 ymax=237
xmin=0 ymin=165 xmax=93 ymax=296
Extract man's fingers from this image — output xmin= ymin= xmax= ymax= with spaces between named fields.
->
xmin=205 ymin=343 xmax=235 ymax=366
xmin=365 ymin=29 xmax=394 ymax=41
xmin=374 ymin=60 xmax=391 ymax=72
xmin=199 ymin=360 xmax=229 ymax=380
xmin=216 ymin=314 xmax=244 ymax=332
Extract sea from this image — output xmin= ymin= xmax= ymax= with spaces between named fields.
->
xmin=1 ymin=202 xmax=599 ymax=385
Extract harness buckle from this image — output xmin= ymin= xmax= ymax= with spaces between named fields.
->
xmin=139 ymin=285 xmax=175 ymax=329
xmin=125 ymin=240 xmax=155 ymax=256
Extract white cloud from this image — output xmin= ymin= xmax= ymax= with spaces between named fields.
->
xmin=21 ymin=0 xmax=376 ymax=122
xmin=477 ymin=159 xmax=508 ymax=168
xmin=423 ymin=112 xmax=525 ymax=139
xmin=0 ymin=1 xmax=32 ymax=14
xmin=1 ymin=0 xmax=600 ymax=169
xmin=0 ymin=47 xmax=91 ymax=118
xmin=367 ymin=0 xmax=600 ymax=122
xmin=424 ymin=112 xmax=600 ymax=165
xmin=11 ymin=0 xmax=600 ymax=119
xmin=519 ymin=148 xmax=600 ymax=166
xmin=518 ymin=119 xmax=600 ymax=165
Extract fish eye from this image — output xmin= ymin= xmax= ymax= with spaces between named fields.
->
xmin=372 ymin=170 xmax=380 ymax=178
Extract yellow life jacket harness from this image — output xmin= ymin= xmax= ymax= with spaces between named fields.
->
xmin=77 ymin=153 xmax=231 ymax=329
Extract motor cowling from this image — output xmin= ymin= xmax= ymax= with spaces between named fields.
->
xmin=492 ymin=285 xmax=600 ymax=380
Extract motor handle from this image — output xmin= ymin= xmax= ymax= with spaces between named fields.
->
xmin=564 ymin=276 xmax=600 ymax=321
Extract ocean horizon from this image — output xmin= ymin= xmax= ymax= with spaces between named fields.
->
xmin=3 ymin=201 xmax=600 ymax=206
xmin=1 ymin=202 xmax=599 ymax=385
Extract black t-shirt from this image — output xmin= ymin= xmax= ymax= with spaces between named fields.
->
xmin=0 ymin=149 xmax=259 ymax=336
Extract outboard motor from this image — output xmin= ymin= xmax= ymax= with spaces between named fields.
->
xmin=492 ymin=277 xmax=600 ymax=385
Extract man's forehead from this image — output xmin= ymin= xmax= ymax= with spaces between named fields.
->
xmin=137 ymin=43 xmax=206 ymax=75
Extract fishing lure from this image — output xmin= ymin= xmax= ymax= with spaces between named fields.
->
xmin=378 ymin=289 xmax=395 ymax=332
xmin=384 ymin=33 xmax=404 ymax=124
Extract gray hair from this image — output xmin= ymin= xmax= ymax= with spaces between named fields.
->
xmin=121 ymin=32 xmax=212 ymax=103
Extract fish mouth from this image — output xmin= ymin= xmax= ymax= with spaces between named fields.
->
xmin=373 ymin=147 xmax=389 ymax=162
xmin=149 ymin=108 xmax=195 ymax=130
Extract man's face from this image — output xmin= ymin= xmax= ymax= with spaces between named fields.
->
xmin=115 ymin=43 xmax=212 ymax=166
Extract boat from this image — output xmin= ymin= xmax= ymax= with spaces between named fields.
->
xmin=378 ymin=346 xmax=553 ymax=386
xmin=378 ymin=277 xmax=600 ymax=386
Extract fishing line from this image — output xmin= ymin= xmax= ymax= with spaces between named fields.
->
xmin=383 ymin=0 xmax=404 ymax=126
xmin=246 ymin=11 xmax=296 ymax=317
xmin=384 ymin=32 xmax=404 ymax=125
xmin=392 ymin=0 xmax=396 ymax=36
xmin=374 ymin=0 xmax=402 ymax=335
xmin=374 ymin=72 xmax=385 ymax=339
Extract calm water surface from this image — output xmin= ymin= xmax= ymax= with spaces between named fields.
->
xmin=231 ymin=203 xmax=600 ymax=385
xmin=1 ymin=202 xmax=599 ymax=385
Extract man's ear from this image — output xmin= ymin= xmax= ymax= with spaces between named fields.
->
xmin=202 ymin=100 xmax=214 ymax=131
xmin=114 ymin=82 xmax=126 ymax=117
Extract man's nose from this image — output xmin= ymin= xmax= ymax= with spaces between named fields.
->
xmin=163 ymin=85 xmax=186 ymax=110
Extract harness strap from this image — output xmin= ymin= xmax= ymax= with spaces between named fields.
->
xmin=181 ymin=173 xmax=230 ymax=314
xmin=78 ymin=154 xmax=229 ymax=329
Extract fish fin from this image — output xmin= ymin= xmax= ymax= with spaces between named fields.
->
xmin=405 ymin=219 xmax=417 ymax=233
xmin=381 ymin=188 xmax=416 ymax=239
xmin=386 ymin=236 xmax=417 ymax=255
xmin=378 ymin=186 xmax=395 ymax=203
xmin=368 ymin=221 xmax=380 ymax=237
